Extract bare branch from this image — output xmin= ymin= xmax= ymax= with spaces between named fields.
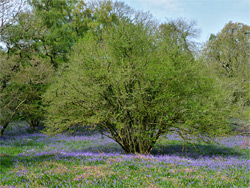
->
xmin=0 ymin=0 xmax=26 ymax=35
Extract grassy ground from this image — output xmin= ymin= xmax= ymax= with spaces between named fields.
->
xmin=0 ymin=123 xmax=249 ymax=187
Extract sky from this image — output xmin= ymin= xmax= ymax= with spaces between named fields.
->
xmin=0 ymin=0 xmax=249 ymax=48
xmin=122 ymin=0 xmax=250 ymax=43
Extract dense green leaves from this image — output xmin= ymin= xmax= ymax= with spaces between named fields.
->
xmin=202 ymin=22 xmax=250 ymax=128
xmin=0 ymin=54 xmax=54 ymax=135
xmin=0 ymin=0 xmax=91 ymax=134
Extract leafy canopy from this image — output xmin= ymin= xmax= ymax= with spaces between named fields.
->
xmin=202 ymin=22 xmax=250 ymax=124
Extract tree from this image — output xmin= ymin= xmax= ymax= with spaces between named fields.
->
xmin=159 ymin=18 xmax=200 ymax=56
xmin=44 ymin=17 xmax=231 ymax=154
xmin=0 ymin=54 xmax=53 ymax=136
xmin=0 ymin=0 xmax=93 ymax=135
xmin=203 ymin=22 xmax=250 ymax=78
xmin=1 ymin=0 xmax=92 ymax=68
xmin=202 ymin=21 xmax=250 ymax=128
xmin=0 ymin=10 xmax=55 ymax=133
xmin=0 ymin=0 xmax=132 ymax=135
xmin=87 ymin=0 xmax=135 ymax=42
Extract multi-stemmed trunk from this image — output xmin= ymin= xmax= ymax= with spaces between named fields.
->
xmin=99 ymin=123 xmax=164 ymax=154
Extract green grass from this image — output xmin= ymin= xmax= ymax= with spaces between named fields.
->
xmin=1 ymin=155 xmax=248 ymax=187
xmin=0 ymin=133 xmax=249 ymax=187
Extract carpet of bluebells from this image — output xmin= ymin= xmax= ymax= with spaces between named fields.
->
xmin=0 ymin=122 xmax=249 ymax=187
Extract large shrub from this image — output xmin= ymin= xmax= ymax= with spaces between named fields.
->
xmin=44 ymin=19 xmax=231 ymax=154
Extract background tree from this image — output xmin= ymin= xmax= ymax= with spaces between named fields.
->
xmin=202 ymin=21 xmax=250 ymax=134
xmin=159 ymin=18 xmax=200 ymax=56
xmin=0 ymin=9 xmax=54 ymax=132
xmin=0 ymin=0 xmax=92 ymax=135
xmin=0 ymin=54 xmax=53 ymax=136
xmin=44 ymin=17 xmax=231 ymax=154
xmin=2 ymin=0 xmax=91 ymax=68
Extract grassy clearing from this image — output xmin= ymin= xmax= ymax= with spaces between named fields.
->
xmin=0 ymin=126 xmax=249 ymax=187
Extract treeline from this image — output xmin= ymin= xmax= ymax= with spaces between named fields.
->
xmin=0 ymin=0 xmax=249 ymax=154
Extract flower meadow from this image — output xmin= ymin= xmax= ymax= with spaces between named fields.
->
xmin=0 ymin=123 xmax=249 ymax=188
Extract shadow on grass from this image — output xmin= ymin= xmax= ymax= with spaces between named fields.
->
xmin=69 ymin=141 xmax=246 ymax=158
xmin=1 ymin=143 xmax=245 ymax=173
xmin=1 ymin=136 xmax=246 ymax=159
xmin=1 ymin=133 xmax=248 ymax=174
xmin=0 ymin=156 xmax=14 ymax=173
xmin=0 ymin=144 xmax=247 ymax=174
xmin=152 ymin=143 xmax=245 ymax=158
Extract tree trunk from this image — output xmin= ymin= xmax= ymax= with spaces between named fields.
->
xmin=29 ymin=119 xmax=40 ymax=131
xmin=0 ymin=98 xmax=27 ymax=136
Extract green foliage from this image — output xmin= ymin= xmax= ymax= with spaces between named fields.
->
xmin=159 ymin=18 xmax=200 ymax=56
xmin=0 ymin=9 xmax=56 ymax=133
xmin=1 ymin=0 xmax=92 ymax=68
xmin=202 ymin=22 xmax=250 ymax=127
xmin=87 ymin=0 xmax=134 ymax=41
xmin=26 ymin=0 xmax=91 ymax=67
xmin=0 ymin=0 xmax=92 ymax=134
xmin=44 ymin=17 xmax=231 ymax=154
xmin=0 ymin=54 xmax=54 ymax=135
xmin=203 ymin=22 xmax=250 ymax=78
xmin=1 ymin=11 xmax=43 ymax=59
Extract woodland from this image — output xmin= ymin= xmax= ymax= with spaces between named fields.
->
xmin=0 ymin=0 xmax=249 ymax=154
xmin=0 ymin=1 xmax=250 ymax=187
